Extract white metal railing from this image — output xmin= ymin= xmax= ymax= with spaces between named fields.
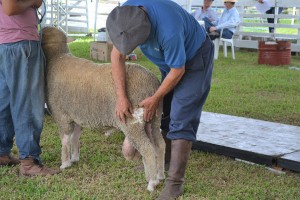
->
xmin=93 ymin=0 xmax=120 ymax=41
xmin=41 ymin=0 xmax=89 ymax=35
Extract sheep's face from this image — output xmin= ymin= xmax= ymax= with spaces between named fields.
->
xmin=41 ymin=27 xmax=70 ymax=61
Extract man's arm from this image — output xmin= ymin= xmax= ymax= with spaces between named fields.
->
xmin=139 ymin=66 xmax=185 ymax=122
xmin=2 ymin=0 xmax=42 ymax=16
xmin=111 ymin=46 xmax=133 ymax=124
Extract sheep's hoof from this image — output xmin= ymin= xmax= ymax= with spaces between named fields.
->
xmin=157 ymin=173 xmax=165 ymax=181
xmin=60 ymin=161 xmax=72 ymax=169
xmin=147 ymin=179 xmax=159 ymax=192
xmin=71 ymin=155 xmax=79 ymax=163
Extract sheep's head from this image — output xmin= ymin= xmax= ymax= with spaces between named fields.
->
xmin=41 ymin=26 xmax=70 ymax=61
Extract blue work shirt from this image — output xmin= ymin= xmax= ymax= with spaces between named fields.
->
xmin=123 ymin=0 xmax=206 ymax=73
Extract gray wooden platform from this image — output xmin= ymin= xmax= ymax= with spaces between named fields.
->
xmin=193 ymin=112 xmax=300 ymax=172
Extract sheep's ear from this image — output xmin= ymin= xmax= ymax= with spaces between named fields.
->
xmin=67 ymin=37 xmax=76 ymax=43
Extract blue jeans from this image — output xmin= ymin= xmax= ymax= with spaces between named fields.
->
xmin=203 ymin=17 xmax=234 ymax=39
xmin=0 ymin=40 xmax=45 ymax=163
xmin=160 ymin=37 xmax=214 ymax=142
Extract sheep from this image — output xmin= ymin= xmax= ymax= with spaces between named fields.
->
xmin=41 ymin=27 xmax=165 ymax=191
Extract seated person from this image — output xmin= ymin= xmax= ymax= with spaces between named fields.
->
xmin=204 ymin=0 xmax=240 ymax=39
xmin=191 ymin=0 xmax=218 ymax=22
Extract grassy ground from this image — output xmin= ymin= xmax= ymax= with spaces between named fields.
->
xmin=1 ymin=37 xmax=299 ymax=199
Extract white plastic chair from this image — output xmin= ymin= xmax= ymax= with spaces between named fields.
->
xmin=214 ymin=28 xmax=235 ymax=60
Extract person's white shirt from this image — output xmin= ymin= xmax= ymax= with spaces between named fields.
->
xmin=214 ymin=6 xmax=240 ymax=34
xmin=256 ymin=0 xmax=271 ymax=13
xmin=191 ymin=7 xmax=218 ymax=22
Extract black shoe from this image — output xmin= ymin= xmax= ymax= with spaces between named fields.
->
xmin=208 ymin=31 xmax=220 ymax=40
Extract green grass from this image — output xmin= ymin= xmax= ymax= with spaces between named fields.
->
xmin=207 ymin=50 xmax=300 ymax=126
xmin=1 ymin=37 xmax=299 ymax=199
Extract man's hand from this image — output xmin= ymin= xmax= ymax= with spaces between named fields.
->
xmin=115 ymin=96 xmax=133 ymax=124
xmin=209 ymin=26 xmax=217 ymax=32
xmin=139 ymin=95 xmax=160 ymax=122
xmin=139 ymin=67 xmax=185 ymax=122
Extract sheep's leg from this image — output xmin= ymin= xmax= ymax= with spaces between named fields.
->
xmin=125 ymin=130 xmax=159 ymax=191
xmin=150 ymin=115 xmax=166 ymax=181
xmin=71 ymin=124 xmax=81 ymax=162
xmin=59 ymin=122 xmax=74 ymax=170
xmin=145 ymin=122 xmax=164 ymax=180
xmin=123 ymin=115 xmax=159 ymax=191
xmin=60 ymin=133 xmax=72 ymax=169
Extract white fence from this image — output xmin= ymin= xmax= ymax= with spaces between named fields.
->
xmin=41 ymin=0 xmax=89 ymax=34
xmin=189 ymin=0 xmax=300 ymax=52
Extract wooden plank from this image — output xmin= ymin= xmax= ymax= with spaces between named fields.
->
xmin=277 ymin=0 xmax=300 ymax=7
xmin=275 ymin=24 xmax=300 ymax=29
xmin=240 ymin=22 xmax=300 ymax=29
xmin=235 ymin=31 xmax=274 ymax=37
xmin=241 ymin=14 xmax=274 ymax=18
xmin=240 ymin=22 xmax=274 ymax=27
xmin=236 ymin=31 xmax=300 ymax=40
xmin=234 ymin=40 xmax=300 ymax=52
xmin=234 ymin=40 xmax=258 ymax=49
xmin=274 ymin=33 xmax=300 ymax=39
xmin=277 ymin=14 xmax=300 ymax=19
